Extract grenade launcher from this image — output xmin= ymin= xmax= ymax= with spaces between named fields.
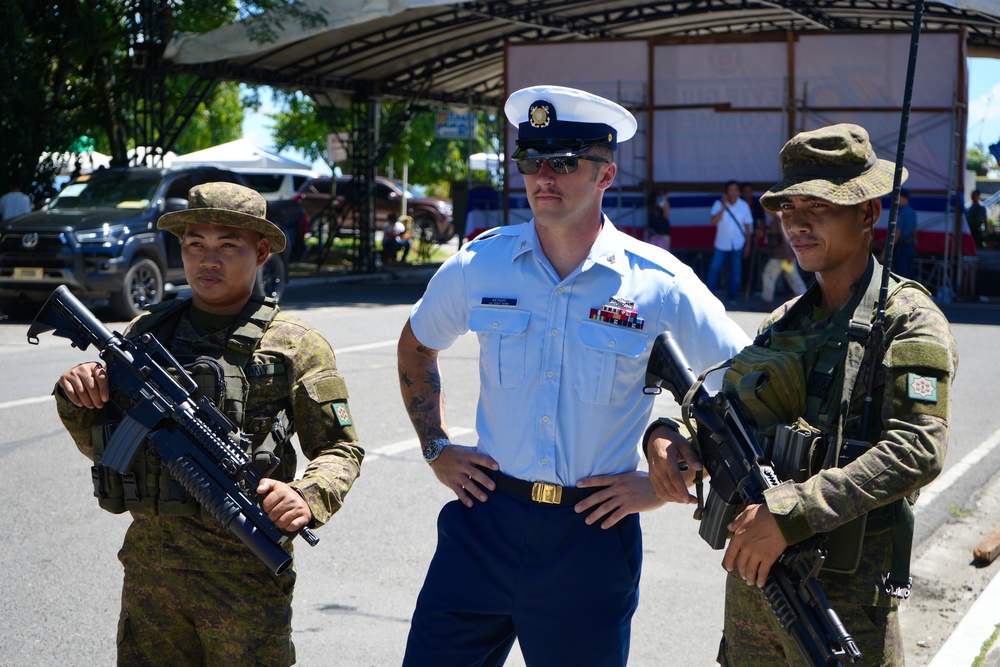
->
xmin=28 ymin=285 xmax=319 ymax=575
xmin=644 ymin=331 xmax=860 ymax=666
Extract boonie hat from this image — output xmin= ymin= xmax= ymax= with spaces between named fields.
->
xmin=158 ymin=182 xmax=286 ymax=253
xmin=759 ymin=123 xmax=907 ymax=212
xmin=505 ymin=85 xmax=637 ymax=159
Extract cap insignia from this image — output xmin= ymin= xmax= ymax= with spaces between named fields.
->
xmin=529 ymin=102 xmax=552 ymax=128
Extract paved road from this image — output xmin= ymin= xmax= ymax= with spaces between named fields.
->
xmin=0 ymin=276 xmax=997 ymax=666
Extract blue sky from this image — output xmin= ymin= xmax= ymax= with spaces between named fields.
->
xmin=242 ymin=57 xmax=1000 ymax=166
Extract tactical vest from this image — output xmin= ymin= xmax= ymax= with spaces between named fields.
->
xmin=721 ymin=257 xmax=926 ymax=578
xmin=90 ymin=296 xmax=291 ymax=517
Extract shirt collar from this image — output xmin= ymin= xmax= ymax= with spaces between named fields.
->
xmin=513 ymin=214 xmax=629 ymax=276
xmin=584 ymin=215 xmax=629 ymax=276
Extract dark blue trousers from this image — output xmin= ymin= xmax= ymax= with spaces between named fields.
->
xmin=402 ymin=488 xmax=642 ymax=667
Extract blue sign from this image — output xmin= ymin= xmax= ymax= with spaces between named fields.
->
xmin=435 ymin=111 xmax=476 ymax=139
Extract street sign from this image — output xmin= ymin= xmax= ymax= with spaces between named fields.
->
xmin=435 ymin=111 xmax=476 ymax=139
xmin=326 ymin=132 xmax=349 ymax=163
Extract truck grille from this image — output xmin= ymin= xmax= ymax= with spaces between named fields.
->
xmin=0 ymin=232 xmax=70 ymax=270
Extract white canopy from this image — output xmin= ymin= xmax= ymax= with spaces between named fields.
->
xmin=172 ymin=138 xmax=313 ymax=170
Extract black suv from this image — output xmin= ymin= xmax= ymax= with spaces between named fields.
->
xmin=0 ymin=166 xmax=306 ymax=320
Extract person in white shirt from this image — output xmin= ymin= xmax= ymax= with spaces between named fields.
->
xmin=0 ymin=178 xmax=32 ymax=220
xmin=706 ymin=180 xmax=753 ymax=303
xmin=397 ymin=84 xmax=749 ymax=667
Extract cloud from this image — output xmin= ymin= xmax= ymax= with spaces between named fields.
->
xmin=968 ymin=81 xmax=1000 ymax=146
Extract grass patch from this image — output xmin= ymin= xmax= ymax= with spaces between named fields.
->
xmin=972 ymin=623 xmax=1000 ymax=667
xmin=948 ymin=504 xmax=972 ymax=519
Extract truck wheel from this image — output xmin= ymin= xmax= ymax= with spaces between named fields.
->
xmin=110 ymin=258 xmax=163 ymax=320
xmin=255 ymin=254 xmax=287 ymax=300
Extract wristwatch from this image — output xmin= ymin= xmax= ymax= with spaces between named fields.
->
xmin=422 ymin=438 xmax=451 ymax=464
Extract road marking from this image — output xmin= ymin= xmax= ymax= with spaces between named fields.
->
xmin=916 ymin=426 xmax=1000 ymax=513
xmin=0 ymin=339 xmax=401 ymax=412
xmin=367 ymin=427 xmax=475 ymax=461
xmin=0 ymin=395 xmax=54 ymax=410
xmin=336 ymin=340 xmax=398 ymax=354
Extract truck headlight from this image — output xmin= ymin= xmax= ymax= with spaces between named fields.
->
xmin=75 ymin=224 xmax=127 ymax=246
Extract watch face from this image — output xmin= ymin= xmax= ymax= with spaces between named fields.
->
xmin=423 ymin=441 xmax=440 ymax=460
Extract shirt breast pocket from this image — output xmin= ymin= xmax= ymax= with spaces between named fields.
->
xmin=574 ymin=320 xmax=649 ymax=406
xmin=469 ymin=307 xmax=530 ymax=389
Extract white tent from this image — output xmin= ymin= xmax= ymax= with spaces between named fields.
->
xmin=172 ymin=138 xmax=313 ymax=170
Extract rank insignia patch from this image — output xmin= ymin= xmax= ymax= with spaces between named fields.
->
xmin=907 ymin=373 xmax=938 ymax=403
xmin=333 ymin=403 xmax=353 ymax=426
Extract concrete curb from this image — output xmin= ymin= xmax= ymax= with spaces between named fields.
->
xmin=927 ymin=569 xmax=1000 ymax=667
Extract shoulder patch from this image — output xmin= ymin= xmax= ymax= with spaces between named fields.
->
xmin=907 ymin=374 xmax=938 ymax=403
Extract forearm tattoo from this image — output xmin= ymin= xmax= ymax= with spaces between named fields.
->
xmin=401 ymin=366 xmax=446 ymax=443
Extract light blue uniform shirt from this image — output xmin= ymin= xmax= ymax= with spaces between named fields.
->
xmin=410 ymin=217 xmax=750 ymax=486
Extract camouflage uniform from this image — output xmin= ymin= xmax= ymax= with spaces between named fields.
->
xmin=718 ymin=275 xmax=957 ymax=667
xmin=56 ymin=299 xmax=363 ymax=666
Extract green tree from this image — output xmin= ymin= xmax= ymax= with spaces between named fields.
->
xmin=270 ymin=93 xmax=501 ymax=192
xmin=0 ymin=1 xmax=325 ymax=201
xmin=967 ymin=142 xmax=998 ymax=176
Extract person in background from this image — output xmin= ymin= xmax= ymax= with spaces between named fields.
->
xmin=759 ymin=210 xmax=807 ymax=310
xmin=891 ymin=188 xmax=918 ymax=279
xmin=707 ymin=180 xmax=753 ymax=304
xmin=382 ymin=214 xmax=413 ymax=263
xmin=647 ymin=188 xmax=671 ymax=250
xmin=966 ymin=189 xmax=988 ymax=248
xmin=0 ymin=177 xmax=32 ymax=220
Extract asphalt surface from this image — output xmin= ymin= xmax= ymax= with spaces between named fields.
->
xmin=1 ymin=259 xmax=998 ymax=666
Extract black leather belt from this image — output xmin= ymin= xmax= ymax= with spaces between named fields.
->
xmin=476 ymin=466 xmax=601 ymax=506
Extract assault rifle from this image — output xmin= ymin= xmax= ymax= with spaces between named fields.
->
xmin=644 ymin=331 xmax=861 ymax=666
xmin=28 ymin=285 xmax=318 ymax=575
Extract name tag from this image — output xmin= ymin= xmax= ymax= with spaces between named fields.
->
xmin=481 ymin=297 xmax=518 ymax=307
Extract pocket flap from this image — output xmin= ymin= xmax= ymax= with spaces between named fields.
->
xmin=578 ymin=320 xmax=648 ymax=357
xmin=469 ymin=307 xmax=530 ymax=335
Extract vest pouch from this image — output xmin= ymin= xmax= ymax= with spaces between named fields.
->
xmin=771 ymin=419 xmax=826 ymax=484
xmin=157 ymin=465 xmax=199 ymax=515
xmin=723 ymin=345 xmax=807 ymax=436
xmin=91 ymin=421 xmax=160 ymax=515
xmin=822 ymin=514 xmax=867 ymax=574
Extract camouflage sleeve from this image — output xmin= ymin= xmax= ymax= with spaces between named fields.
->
xmin=54 ymin=381 xmax=100 ymax=460
xmin=281 ymin=321 xmax=364 ymax=527
xmin=765 ymin=287 xmax=957 ymax=544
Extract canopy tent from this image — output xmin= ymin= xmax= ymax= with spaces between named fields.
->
xmin=171 ymin=138 xmax=313 ymax=170
xmin=164 ymin=0 xmax=1000 ymax=110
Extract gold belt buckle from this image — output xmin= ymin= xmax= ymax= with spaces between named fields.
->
xmin=530 ymin=481 xmax=563 ymax=505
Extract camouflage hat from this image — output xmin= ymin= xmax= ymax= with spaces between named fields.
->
xmin=157 ymin=182 xmax=286 ymax=253
xmin=759 ymin=123 xmax=907 ymax=212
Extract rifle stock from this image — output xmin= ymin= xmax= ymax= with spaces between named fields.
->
xmin=29 ymin=286 xmax=319 ymax=575
xmin=644 ymin=331 xmax=861 ymax=666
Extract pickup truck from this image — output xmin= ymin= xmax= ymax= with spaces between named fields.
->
xmin=0 ymin=166 xmax=308 ymax=320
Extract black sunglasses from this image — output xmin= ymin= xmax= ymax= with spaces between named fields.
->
xmin=514 ymin=155 xmax=610 ymax=175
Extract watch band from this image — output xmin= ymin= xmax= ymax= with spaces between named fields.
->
xmin=422 ymin=438 xmax=451 ymax=463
